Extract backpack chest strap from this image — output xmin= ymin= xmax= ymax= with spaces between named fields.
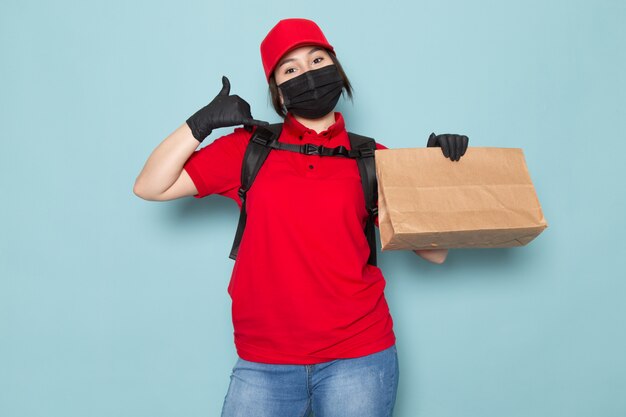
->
xmin=252 ymin=135 xmax=374 ymax=159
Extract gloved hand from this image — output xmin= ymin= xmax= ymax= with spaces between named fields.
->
xmin=427 ymin=132 xmax=469 ymax=162
xmin=186 ymin=76 xmax=270 ymax=142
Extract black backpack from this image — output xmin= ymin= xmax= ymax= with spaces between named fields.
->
xmin=229 ymin=122 xmax=380 ymax=266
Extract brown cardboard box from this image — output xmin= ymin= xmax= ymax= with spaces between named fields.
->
xmin=375 ymin=147 xmax=548 ymax=250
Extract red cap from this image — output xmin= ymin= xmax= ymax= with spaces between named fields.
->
xmin=260 ymin=18 xmax=335 ymax=83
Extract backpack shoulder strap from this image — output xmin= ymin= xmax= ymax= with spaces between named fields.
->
xmin=229 ymin=123 xmax=283 ymax=260
xmin=348 ymin=131 xmax=379 ymax=267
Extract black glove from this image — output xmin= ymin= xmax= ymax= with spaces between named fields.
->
xmin=186 ymin=76 xmax=270 ymax=142
xmin=427 ymin=132 xmax=469 ymax=162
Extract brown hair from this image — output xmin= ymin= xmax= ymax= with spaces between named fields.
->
xmin=267 ymin=49 xmax=354 ymax=118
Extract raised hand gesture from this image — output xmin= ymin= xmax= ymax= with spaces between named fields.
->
xmin=186 ymin=76 xmax=270 ymax=142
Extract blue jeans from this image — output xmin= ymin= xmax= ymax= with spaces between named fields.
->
xmin=220 ymin=344 xmax=399 ymax=417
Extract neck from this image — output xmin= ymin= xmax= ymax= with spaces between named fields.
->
xmin=292 ymin=111 xmax=335 ymax=134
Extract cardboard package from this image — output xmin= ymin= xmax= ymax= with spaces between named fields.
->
xmin=375 ymin=147 xmax=548 ymax=250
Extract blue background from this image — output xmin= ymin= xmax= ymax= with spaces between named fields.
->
xmin=2 ymin=0 xmax=625 ymax=416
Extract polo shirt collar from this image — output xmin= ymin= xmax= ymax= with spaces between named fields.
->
xmin=283 ymin=111 xmax=345 ymax=138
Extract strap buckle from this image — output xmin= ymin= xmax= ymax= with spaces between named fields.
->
xmin=252 ymin=135 xmax=270 ymax=146
xmin=359 ymin=148 xmax=375 ymax=158
xmin=238 ymin=187 xmax=246 ymax=201
xmin=302 ymin=143 xmax=321 ymax=155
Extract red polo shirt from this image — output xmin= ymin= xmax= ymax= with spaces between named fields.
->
xmin=183 ymin=111 xmax=396 ymax=364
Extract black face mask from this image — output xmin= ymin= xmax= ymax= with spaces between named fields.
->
xmin=278 ymin=64 xmax=344 ymax=119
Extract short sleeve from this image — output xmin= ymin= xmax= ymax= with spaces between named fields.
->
xmin=183 ymin=126 xmax=256 ymax=205
xmin=374 ymin=141 xmax=389 ymax=228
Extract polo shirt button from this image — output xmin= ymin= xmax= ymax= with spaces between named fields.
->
xmin=309 ymin=164 xmax=314 ymax=169
xmin=299 ymin=135 xmax=303 ymax=140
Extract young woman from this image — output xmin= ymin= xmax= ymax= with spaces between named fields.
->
xmin=134 ymin=18 xmax=468 ymax=417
